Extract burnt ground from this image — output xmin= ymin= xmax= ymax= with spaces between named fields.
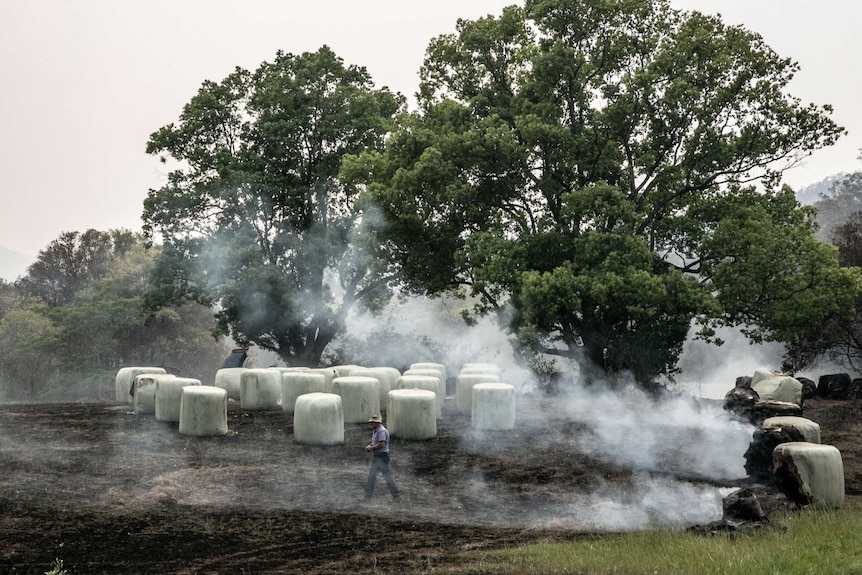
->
xmin=0 ymin=392 xmax=860 ymax=575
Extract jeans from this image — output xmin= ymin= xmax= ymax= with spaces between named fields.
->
xmin=365 ymin=452 xmax=399 ymax=498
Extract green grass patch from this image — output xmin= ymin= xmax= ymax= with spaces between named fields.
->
xmin=474 ymin=502 xmax=862 ymax=575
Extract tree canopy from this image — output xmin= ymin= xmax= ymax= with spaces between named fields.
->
xmin=0 ymin=231 xmax=227 ymax=401
xmin=144 ymin=46 xmax=403 ymax=367
xmin=344 ymin=0 xmax=860 ymax=385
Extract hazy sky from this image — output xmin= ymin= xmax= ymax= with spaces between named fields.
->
xmin=2 ymin=1 xmax=860 ymax=259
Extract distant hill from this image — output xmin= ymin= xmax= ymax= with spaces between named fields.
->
xmin=795 ymin=173 xmax=847 ymax=206
xmin=0 ymin=246 xmax=31 ymax=282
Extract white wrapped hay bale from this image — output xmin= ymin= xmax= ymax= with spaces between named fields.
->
xmin=375 ymin=366 xmax=402 ymax=389
xmin=240 ymin=368 xmax=282 ymax=410
xmin=133 ymin=373 xmax=177 ymax=415
xmin=349 ymin=367 xmax=393 ymax=412
xmin=155 ymin=377 xmax=202 ymax=422
xmin=404 ymin=368 xmax=445 ymax=405
xmin=752 ymin=375 xmax=803 ymax=406
xmin=267 ymin=366 xmax=311 ymax=375
xmin=294 ymin=393 xmax=344 ymax=445
xmin=179 ymin=386 xmax=228 ymax=437
xmin=115 ymin=367 xmax=166 ymax=403
xmin=751 ymin=368 xmax=781 ymax=386
xmin=763 ymin=416 xmax=822 ymax=444
xmin=332 ymin=364 xmax=361 ymax=378
xmin=410 ymin=362 xmax=447 ymax=396
xmin=281 ymin=372 xmax=326 ymax=415
xmin=214 ymin=367 xmax=245 ymax=400
xmin=309 ymin=368 xmax=338 ymax=393
xmin=471 ymin=383 xmax=516 ymax=430
xmin=773 ymin=442 xmax=845 ymax=508
xmin=397 ymin=375 xmax=442 ymax=418
xmin=332 ymin=376 xmax=380 ymax=423
xmin=387 ymin=389 xmax=437 ymax=440
xmin=456 ymin=372 xmax=501 ymax=413
xmin=460 ymin=363 xmax=502 ymax=378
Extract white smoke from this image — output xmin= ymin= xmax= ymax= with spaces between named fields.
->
xmin=670 ymin=325 xmax=786 ymax=398
xmin=338 ymin=296 xmax=756 ymax=530
xmin=340 ymin=294 xmax=535 ymax=389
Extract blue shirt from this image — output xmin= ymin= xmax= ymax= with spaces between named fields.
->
xmin=371 ymin=424 xmax=390 ymax=453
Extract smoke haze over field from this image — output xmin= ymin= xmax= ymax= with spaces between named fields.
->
xmin=337 ymin=296 xmax=755 ymax=530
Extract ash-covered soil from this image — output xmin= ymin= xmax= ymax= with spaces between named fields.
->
xmin=0 ymin=392 xmax=859 ymax=575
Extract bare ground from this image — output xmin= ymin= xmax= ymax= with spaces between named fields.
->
xmin=0 ymin=392 xmax=860 ymax=575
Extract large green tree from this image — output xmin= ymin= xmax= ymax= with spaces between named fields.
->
xmin=144 ymin=46 xmax=402 ymax=367
xmin=345 ymin=0 xmax=860 ymax=386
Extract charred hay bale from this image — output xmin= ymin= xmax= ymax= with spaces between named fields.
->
xmin=817 ymin=373 xmax=854 ymax=399
xmin=751 ymin=401 xmax=803 ymax=426
xmin=723 ymin=387 xmax=759 ymax=421
xmin=735 ymin=375 xmax=753 ymax=389
xmin=744 ymin=426 xmax=794 ymax=485
xmin=724 ymin=487 xmax=768 ymax=523
xmin=798 ymin=377 xmax=817 ymax=401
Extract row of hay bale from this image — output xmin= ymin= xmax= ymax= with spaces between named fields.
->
xmin=114 ymin=360 xmax=518 ymax=442
xmin=726 ymin=368 xmax=845 ymax=509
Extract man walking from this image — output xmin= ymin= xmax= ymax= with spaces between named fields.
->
xmin=364 ymin=415 xmax=400 ymax=501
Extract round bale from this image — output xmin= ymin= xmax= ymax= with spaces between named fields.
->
xmin=387 ymin=389 xmax=437 ymax=440
xmin=281 ymin=372 xmax=326 ymax=415
xmin=214 ymin=367 xmax=245 ymax=400
xmin=461 ymin=363 xmax=502 ymax=377
xmin=456 ymin=372 xmax=501 ymax=413
xmin=309 ymin=368 xmax=338 ymax=393
xmin=752 ymin=375 xmax=803 ymax=406
xmin=773 ymin=442 xmax=844 ymax=509
xmin=240 ymin=368 xmax=282 ymax=410
xmin=133 ymin=373 xmax=177 ymax=415
xmin=179 ymin=386 xmax=228 ymax=437
xmin=471 ymin=383 xmax=516 ymax=430
xmin=751 ymin=368 xmax=781 ymax=386
xmin=410 ymin=362 xmax=447 ymax=395
xmin=294 ymin=393 xmax=344 ymax=445
xmin=763 ymin=416 xmax=821 ymax=444
xmin=115 ymin=367 xmax=166 ymax=404
xmin=332 ymin=376 xmax=380 ymax=424
xmin=397 ymin=374 xmax=442 ymax=418
xmin=349 ymin=367 xmax=394 ymax=412
xmin=404 ymin=368 xmax=445 ymax=408
xmin=155 ymin=377 xmax=202 ymax=422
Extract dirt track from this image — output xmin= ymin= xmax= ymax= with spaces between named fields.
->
xmin=1 ymin=393 xmax=859 ymax=574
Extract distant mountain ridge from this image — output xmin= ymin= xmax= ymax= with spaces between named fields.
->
xmin=795 ymin=173 xmax=848 ymax=206
xmin=0 ymin=245 xmax=31 ymax=282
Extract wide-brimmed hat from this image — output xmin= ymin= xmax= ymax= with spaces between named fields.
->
xmin=368 ymin=415 xmax=383 ymax=423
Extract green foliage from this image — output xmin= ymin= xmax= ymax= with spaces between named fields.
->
xmin=348 ymin=0 xmax=855 ymax=386
xmin=2 ymin=233 xmax=226 ymax=401
xmin=0 ymin=305 xmax=61 ymax=400
xmin=18 ymin=229 xmax=136 ymax=306
xmin=144 ymin=46 xmax=403 ymax=367
xmin=813 ymin=169 xmax=862 ymax=242
xmin=474 ymin=504 xmax=862 ymax=575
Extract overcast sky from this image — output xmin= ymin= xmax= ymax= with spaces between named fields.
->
xmin=1 ymin=1 xmax=860 ymax=260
